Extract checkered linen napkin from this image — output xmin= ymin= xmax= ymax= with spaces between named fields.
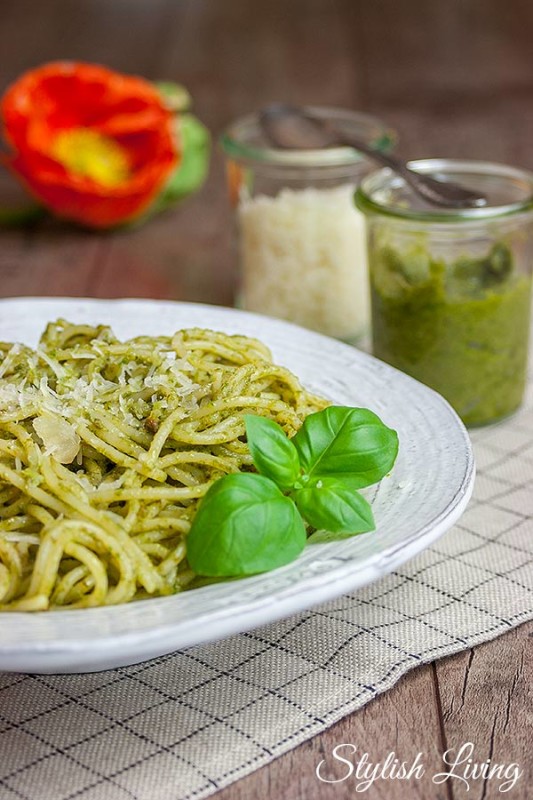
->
xmin=1 ymin=376 xmax=533 ymax=800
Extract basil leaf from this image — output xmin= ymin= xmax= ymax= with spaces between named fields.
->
xmin=245 ymin=414 xmax=300 ymax=489
xmin=294 ymin=476 xmax=375 ymax=534
xmin=292 ymin=406 xmax=398 ymax=487
xmin=186 ymin=473 xmax=306 ymax=577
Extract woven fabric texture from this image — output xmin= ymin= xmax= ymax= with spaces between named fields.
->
xmin=1 ymin=376 xmax=532 ymax=800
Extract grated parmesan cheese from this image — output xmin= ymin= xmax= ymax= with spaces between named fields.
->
xmin=33 ymin=415 xmax=81 ymax=464
xmin=238 ymin=184 xmax=369 ymax=340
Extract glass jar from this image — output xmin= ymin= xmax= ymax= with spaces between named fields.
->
xmin=221 ymin=107 xmax=395 ymax=342
xmin=355 ymin=159 xmax=533 ymax=426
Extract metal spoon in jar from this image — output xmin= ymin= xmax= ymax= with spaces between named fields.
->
xmin=260 ymin=104 xmax=487 ymax=209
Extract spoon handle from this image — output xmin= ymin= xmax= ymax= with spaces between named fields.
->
xmin=258 ymin=105 xmax=487 ymax=209
xmin=341 ymin=134 xmax=486 ymax=209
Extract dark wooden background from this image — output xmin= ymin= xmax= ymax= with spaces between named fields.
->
xmin=1 ymin=2 xmax=532 ymax=798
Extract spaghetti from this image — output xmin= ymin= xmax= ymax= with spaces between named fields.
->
xmin=0 ymin=320 xmax=327 ymax=610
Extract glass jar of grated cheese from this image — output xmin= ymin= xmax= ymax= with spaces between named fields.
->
xmin=221 ymin=107 xmax=396 ymax=341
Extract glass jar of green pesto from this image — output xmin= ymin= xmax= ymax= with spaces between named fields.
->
xmin=355 ymin=160 xmax=533 ymax=426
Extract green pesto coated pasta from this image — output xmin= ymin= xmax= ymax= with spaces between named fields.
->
xmin=0 ymin=320 xmax=327 ymax=610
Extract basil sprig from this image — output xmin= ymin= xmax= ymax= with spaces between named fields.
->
xmin=187 ymin=407 xmax=398 ymax=578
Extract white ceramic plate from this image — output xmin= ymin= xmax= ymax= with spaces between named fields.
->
xmin=0 ymin=298 xmax=475 ymax=673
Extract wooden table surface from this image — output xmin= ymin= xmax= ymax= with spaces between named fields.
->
xmin=1 ymin=2 xmax=532 ymax=799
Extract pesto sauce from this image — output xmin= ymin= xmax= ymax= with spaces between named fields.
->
xmin=370 ymin=243 xmax=532 ymax=426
